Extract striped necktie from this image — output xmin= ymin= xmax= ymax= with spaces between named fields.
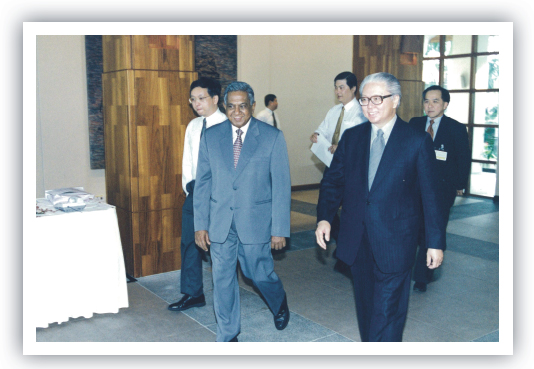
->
xmin=233 ymin=128 xmax=243 ymax=168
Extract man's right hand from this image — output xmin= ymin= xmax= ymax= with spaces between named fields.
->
xmin=195 ymin=230 xmax=211 ymax=251
xmin=315 ymin=220 xmax=331 ymax=250
xmin=310 ymin=132 xmax=319 ymax=143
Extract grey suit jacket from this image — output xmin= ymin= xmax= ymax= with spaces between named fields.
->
xmin=193 ymin=117 xmax=291 ymax=244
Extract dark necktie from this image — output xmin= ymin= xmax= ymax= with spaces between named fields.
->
xmin=272 ymin=112 xmax=278 ymax=128
xmin=200 ymin=118 xmax=207 ymax=139
xmin=331 ymin=107 xmax=345 ymax=145
xmin=233 ymin=128 xmax=243 ymax=168
xmin=427 ymin=119 xmax=434 ymax=140
xmin=368 ymin=129 xmax=385 ymax=190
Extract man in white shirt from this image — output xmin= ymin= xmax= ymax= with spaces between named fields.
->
xmin=256 ymin=94 xmax=281 ymax=129
xmin=168 ymin=77 xmax=227 ymax=312
xmin=310 ymin=71 xmax=366 ymax=154
xmin=310 ymin=71 xmax=366 ymax=241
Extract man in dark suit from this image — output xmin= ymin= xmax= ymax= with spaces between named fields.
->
xmin=315 ymin=72 xmax=447 ymax=342
xmin=410 ymin=85 xmax=471 ymax=292
xmin=194 ymin=81 xmax=291 ymax=342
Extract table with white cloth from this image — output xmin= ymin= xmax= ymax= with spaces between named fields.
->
xmin=34 ymin=199 xmax=129 ymax=328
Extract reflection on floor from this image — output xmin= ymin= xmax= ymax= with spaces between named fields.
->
xmin=37 ymin=190 xmax=499 ymax=342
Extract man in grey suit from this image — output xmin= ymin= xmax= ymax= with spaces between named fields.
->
xmin=194 ymin=81 xmax=291 ymax=342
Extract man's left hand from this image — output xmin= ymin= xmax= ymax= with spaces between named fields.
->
xmin=427 ymin=248 xmax=444 ymax=269
xmin=457 ymin=190 xmax=464 ymax=196
xmin=328 ymin=144 xmax=338 ymax=154
xmin=271 ymin=236 xmax=286 ymax=250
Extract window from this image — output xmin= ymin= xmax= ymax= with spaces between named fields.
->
xmin=422 ymin=35 xmax=499 ymax=197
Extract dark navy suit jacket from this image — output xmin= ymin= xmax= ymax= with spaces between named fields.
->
xmin=317 ymin=117 xmax=446 ymax=274
xmin=409 ymin=115 xmax=470 ymax=209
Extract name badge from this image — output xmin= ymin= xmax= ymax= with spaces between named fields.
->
xmin=435 ymin=150 xmax=447 ymax=161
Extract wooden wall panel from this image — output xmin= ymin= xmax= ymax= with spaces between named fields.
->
xmin=103 ymin=70 xmax=132 ymax=211
xmin=132 ymin=36 xmax=195 ymax=71
xmin=353 ymin=35 xmax=424 ymax=121
xmin=103 ymin=35 xmax=197 ymax=277
xmin=102 ymin=36 xmax=132 ymax=73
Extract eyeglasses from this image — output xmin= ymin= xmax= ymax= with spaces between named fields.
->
xmin=358 ymin=95 xmax=393 ymax=106
xmin=189 ymin=96 xmax=211 ymax=104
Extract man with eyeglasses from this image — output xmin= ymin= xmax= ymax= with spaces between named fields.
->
xmin=410 ymin=85 xmax=470 ymax=293
xmin=194 ymin=81 xmax=291 ymax=342
xmin=168 ymin=77 xmax=227 ymax=313
xmin=315 ymin=72 xmax=446 ymax=341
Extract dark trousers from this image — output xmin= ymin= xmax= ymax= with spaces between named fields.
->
xmin=350 ymin=230 xmax=411 ymax=342
xmin=180 ymin=182 xmax=204 ymax=297
xmin=413 ymin=195 xmax=453 ymax=284
xmin=323 ymin=165 xmax=340 ymax=241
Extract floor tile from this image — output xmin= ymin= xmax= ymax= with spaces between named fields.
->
xmin=291 ymin=189 xmax=320 ymax=204
xmin=237 ymin=310 xmax=337 ymax=342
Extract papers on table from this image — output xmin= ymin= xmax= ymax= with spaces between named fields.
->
xmin=310 ymin=134 xmax=334 ymax=167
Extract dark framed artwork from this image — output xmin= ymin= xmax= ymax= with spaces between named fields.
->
xmin=85 ymin=35 xmax=104 ymax=169
xmin=84 ymin=35 xmax=237 ymax=169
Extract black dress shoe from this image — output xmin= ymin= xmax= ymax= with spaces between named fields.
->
xmin=168 ymin=294 xmax=206 ymax=311
xmin=413 ymin=282 xmax=427 ymax=292
xmin=229 ymin=335 xmax=238 ymax=342
xmin=274 ymin=294 xmax=290 ymax=330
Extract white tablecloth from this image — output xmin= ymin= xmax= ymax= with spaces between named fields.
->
xmin=34 ymin=199 xmax=129 ymax=328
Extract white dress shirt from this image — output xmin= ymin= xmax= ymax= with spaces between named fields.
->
xmin=231 ymin=118 xmax=251 ymax=144
xmin=182 ymin=109 xmax=227 ymax=195
xmin=256 ymin=108 xmax=281 ymax=129
xmin=424 ymin=115 xmax=443 ymax=141
xmin=315 ymin=98 xmax=366 ymax=144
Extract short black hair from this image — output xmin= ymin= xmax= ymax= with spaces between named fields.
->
xmin=334 ymin=71 xmax=358 ymax=89
xmin=264 ymin=94 xmax=277 ymax=107
xmin=423 ymin=85 xmax=450 ymax=103
xmin=190 ymin=77 xmax=222 ymax=99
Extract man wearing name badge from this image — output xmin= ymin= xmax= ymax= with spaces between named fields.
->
xmin=194 ymin=81 xmax=291 ymax=342
xmin=409 ymin=85 xmax=470 ymax=293
xmin=315 ymin=72 xmax=446 ymax=342
xmin=256 ymin=94 xmax=281 ymax=129
xmin=310 ymin=71 xmax=366 ymax=241
xmin=168 ymin=77 xmax=227 ymax=312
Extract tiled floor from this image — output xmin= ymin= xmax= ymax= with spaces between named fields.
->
xmin=36 ymin=190 xmax=499 ymax=343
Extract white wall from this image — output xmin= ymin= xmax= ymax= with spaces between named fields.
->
xmin=36 ymin=35 xmax=106 ymax=199
xmin=238 ymin=35 xmax=353 ymax=186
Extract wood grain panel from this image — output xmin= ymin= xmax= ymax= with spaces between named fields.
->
xmin=132 ymin=36 xmax=195 ymax=71
xmin=398 ymin=80 xmax=425 ymax=122
xmin=103 ymin=70 xmax=132 ymax=211
xmin=102 ymin=36 xmax=132 ymax=73
xmin=134 ymin=209 xmax=182 ymax=277
xmin=103 ymin=35 xmax=196 ymax=277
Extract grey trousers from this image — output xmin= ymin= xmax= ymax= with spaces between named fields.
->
xmin=210 ymin=218 xmax=286 ymax=342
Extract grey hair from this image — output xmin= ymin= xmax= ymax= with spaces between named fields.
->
xmin=223 ymin=81 xmax=255 ymax=105
xmin=359 ymin=72 xmax=402 ymax=106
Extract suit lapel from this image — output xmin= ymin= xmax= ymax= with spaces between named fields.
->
xmin=219 ymin=120 xmax=235 ymax=173
xmin=234 ymin=118 xmax=260 ymax=179
xmin=369 ymin=118 xmax=406 ymax=193
xmin=432 ymin=115 xmax=449 ymax=149
xmin=360 ymin=123 xmax=372 ymax=194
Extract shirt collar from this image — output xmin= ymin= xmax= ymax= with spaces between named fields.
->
xmin=343 ymin=98 xmax=357 ymax=111
xmin=232 ymin=118 xmax=251 ymax=135
xmin=427 ymin=115 xmax=443 ymax=125
xmin=204 ymin=109 xmax=223 ymax=128
xmin=371 ymin=115 xmax=397 ymax=142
